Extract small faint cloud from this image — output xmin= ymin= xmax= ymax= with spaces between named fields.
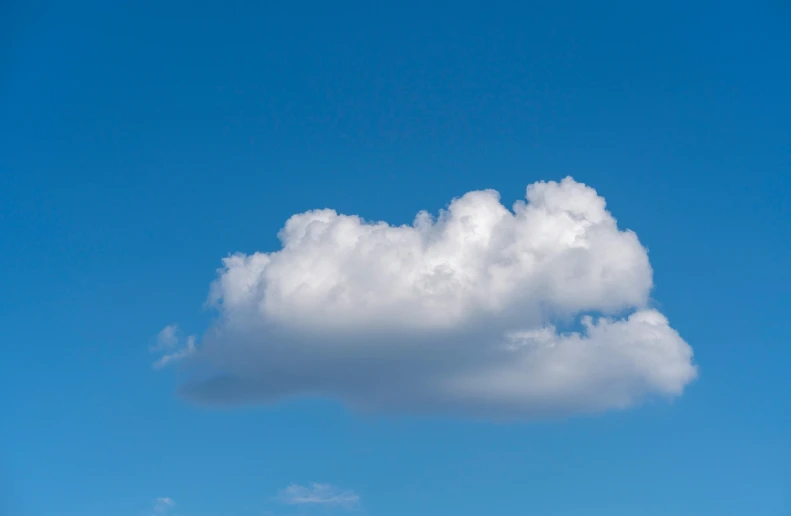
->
xmin=151 ymin=324 xmax=179 ymax=351
xmin=152 ymin=497 xmax=175 ymax=515
xmin=151 ymin=324 xmax=197 ymax=370
xmin=278 ymin=483 xmax=360 ymax=509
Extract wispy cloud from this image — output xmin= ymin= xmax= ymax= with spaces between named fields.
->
xmin=151 ymin=324 xmax=197 ymax=369
xmin=152 ymin=335 xmax=196 ymax=369
xmin=151 ymin=324 xmax=179 ymax=351
xmin=152 ymin=497 xmax=175 ymax=515
xmin=278 ymin=483 xmax=360 ymax=509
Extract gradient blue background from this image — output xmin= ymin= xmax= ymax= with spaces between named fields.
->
xmin=2 ymin=1 xmax=789 ymax=515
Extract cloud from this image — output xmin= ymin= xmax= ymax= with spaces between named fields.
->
xmin=151 ymin=324 xmax=179 ymax=351
xmin=152 ymin=497 xmax=175 ymax=515
xmin=172 ymin=177 xmax=697 ymax=418
xmin=152 ymin=329 xmax=196 ymax=370
xmin=278 ymin=483 xmax=360 ymax=509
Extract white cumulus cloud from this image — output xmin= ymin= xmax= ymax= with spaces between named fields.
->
xmin=173 ymin=177 xmax=697 ymax=418
xmin=278 ymin=483 xmax=360 ymax=508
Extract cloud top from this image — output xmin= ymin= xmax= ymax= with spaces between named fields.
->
xmin=170 ymin=177 xmax=697 ymax=418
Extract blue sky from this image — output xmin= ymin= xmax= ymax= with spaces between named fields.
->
xmin=2 ymin=1 xmax=790 ymax=515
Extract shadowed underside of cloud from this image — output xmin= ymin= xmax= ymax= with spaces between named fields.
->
xmin=167 ymin=177 xmax=697 ymax=419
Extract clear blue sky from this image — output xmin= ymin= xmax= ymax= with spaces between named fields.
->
xmin=2 ymin=1 xmax=789 ymax=515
